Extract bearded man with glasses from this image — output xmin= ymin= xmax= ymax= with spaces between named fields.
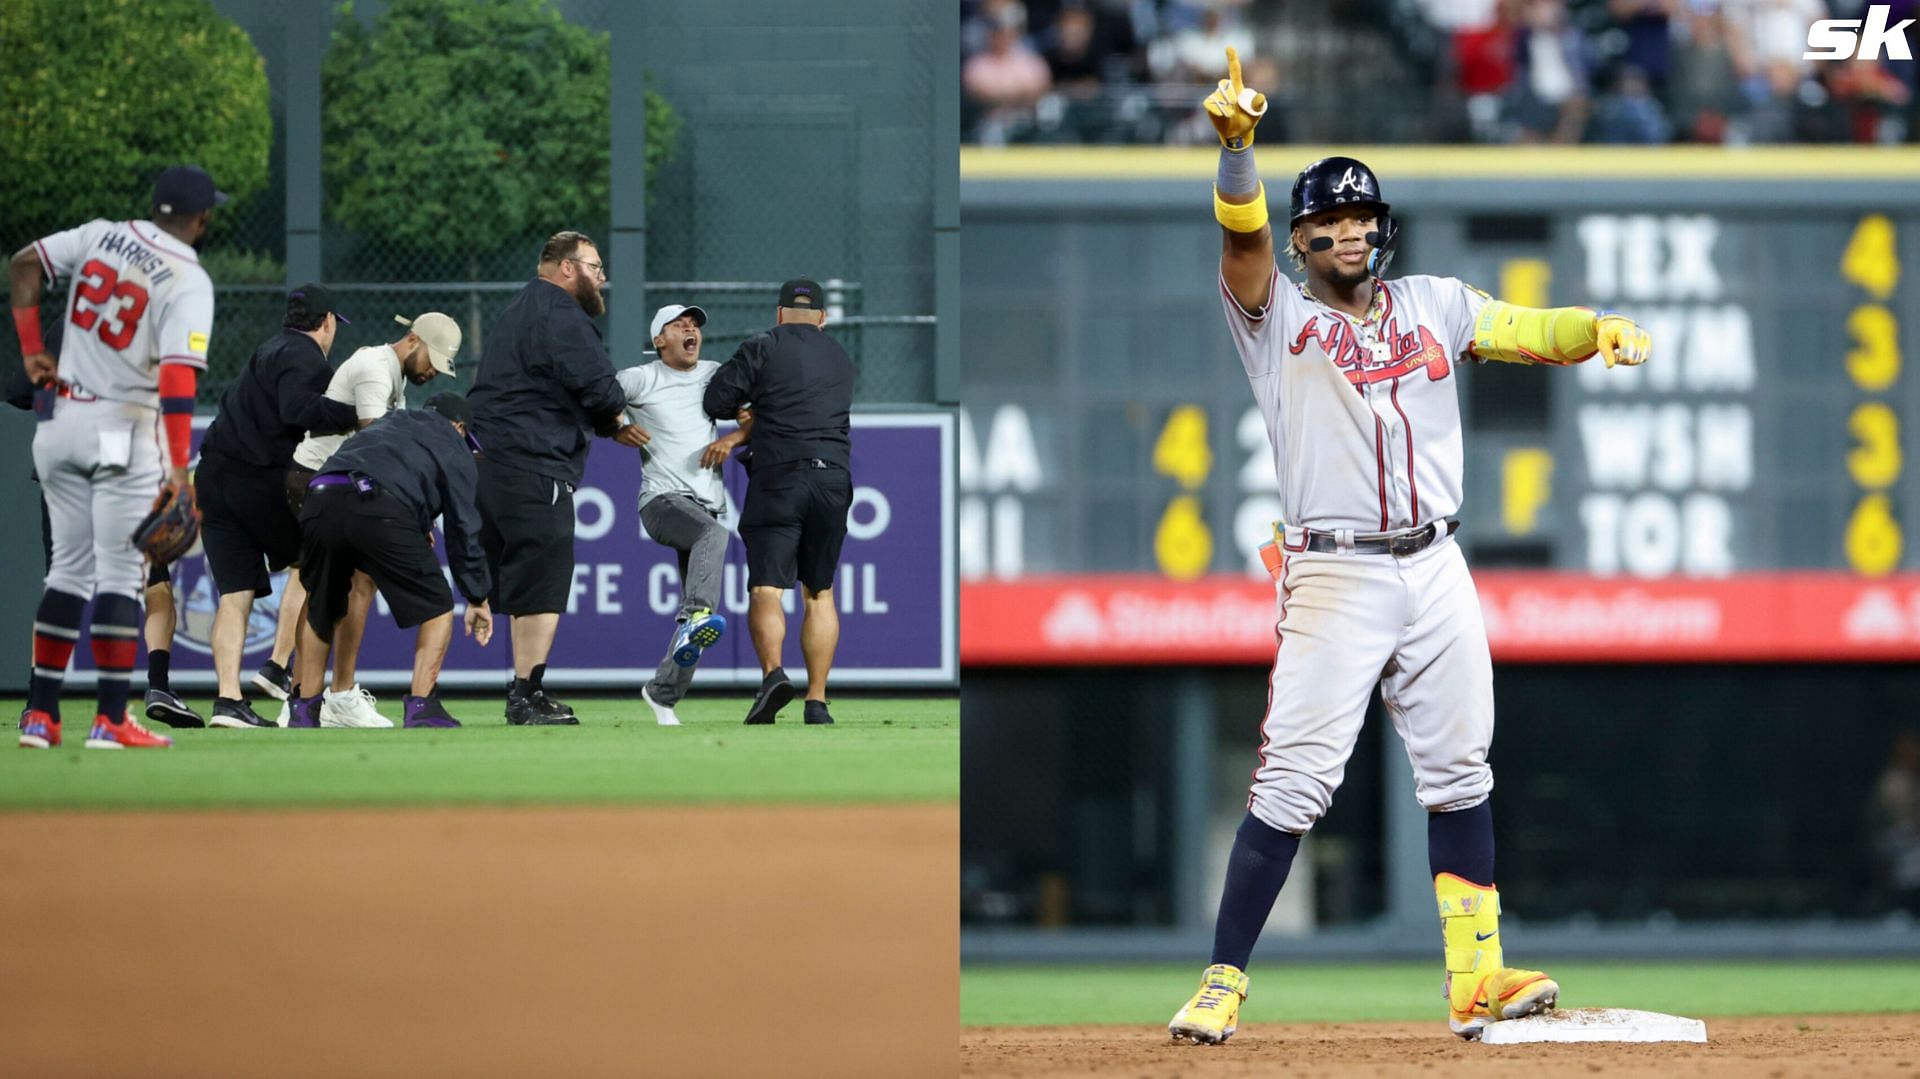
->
xmin=468 ymin=230 xmax=646 ymax=726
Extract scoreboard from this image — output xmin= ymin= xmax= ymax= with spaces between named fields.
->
xmin=958 ymin=147 xmax=1920 ymax=663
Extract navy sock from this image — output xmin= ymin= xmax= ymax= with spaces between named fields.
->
xmin=148 ymin=648 xmax=171 ymax=692
xmin=90 ymin=593 xmax=141 ymax=720
xmin=1428 ymin=799 xmax=1495 ymax=885
xmin=28 ymin=588 xmax=87 ymax=719
xmin=1209 ymin=812 xmax=1302 ymax=971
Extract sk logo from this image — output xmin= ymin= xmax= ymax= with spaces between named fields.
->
xmin=1331 ymin=167 xmax=1369 ymax=195
xmin=1805 ymin=6 xmax=1915 ymax=60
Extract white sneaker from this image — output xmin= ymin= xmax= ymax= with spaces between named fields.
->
xmin=641 ymin=684 xmax=680 ymax=726
xmin=320 ymin=685 xmax=394 ymax=729
xmin=274 ymin=699 xmax=290 ymax=728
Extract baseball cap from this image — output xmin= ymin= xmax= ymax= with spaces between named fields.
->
xmin=778 ymin=278 xmax=824 ymax=309
xmin=395 ymin=312 xmax=461 ymax=376
xmin=152 ymin=165 xmax=229 ymax=216
xmin=649 ymin=303 xmax=708 ymax=342
xmin=424 ymin=392 xmax=483 ymax=453
xmin=285 ymin=283 xmax=350 ymax=330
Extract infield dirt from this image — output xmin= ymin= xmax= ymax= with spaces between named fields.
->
xmin=0 ymin=804 xmax=956 ymax=1077
xmin=963 ymin=1014 xmax=1920 ymax=1077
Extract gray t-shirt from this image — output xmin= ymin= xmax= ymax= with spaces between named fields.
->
xmin=616 ymin=359 xmax=725 ymax=514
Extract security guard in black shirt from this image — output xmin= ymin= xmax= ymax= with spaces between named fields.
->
xmin=703 ymin=277 xmax=856 ymax=726
xmin=289 ymin=394 xmax=493 ymax=730
xmin=196 ymin=284 xmax=360 ymax=728
xmin=468 ymin=230 xmax=643 ymax=726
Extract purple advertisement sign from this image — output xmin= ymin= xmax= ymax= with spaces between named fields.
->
xmin=67 ymin=412 xmax=955 ymax=690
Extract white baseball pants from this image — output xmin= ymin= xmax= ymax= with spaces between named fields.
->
xmin=33 ymin=395 xmax=164 ymax=599
xmin=1248 ymin=534 xmax=1495 ymax=835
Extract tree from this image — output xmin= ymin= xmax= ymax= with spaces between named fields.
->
xmin=322 ymin=0 xmax=679 ymax=280
xmin=0 ymin=0 xmax=271 ymax=245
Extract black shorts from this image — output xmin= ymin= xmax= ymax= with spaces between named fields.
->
xmin=298 ymin=485 xmax=452 ymax=634
xmin=739 ymin=461 xmax=852 ymax=592
xmin=196 ymin=452 xmax=302 ymax=597
xmin=476 ymin=457 xmax=575 ymax=616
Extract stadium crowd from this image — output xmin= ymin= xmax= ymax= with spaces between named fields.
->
xmin=962 ymin=0 xmax=1920 ymax=146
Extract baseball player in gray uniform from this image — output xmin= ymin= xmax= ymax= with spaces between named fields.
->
xmin=1166 ymin=51 xmax=1653 ymax=1044
xmin=617 ymin=303 xmax=750 ymax=725
xmin=9 ymin=165 xmax=227 ymax=750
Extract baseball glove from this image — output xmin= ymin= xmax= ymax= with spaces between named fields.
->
xmin=132 ymin=482 xmax=201 ymax=565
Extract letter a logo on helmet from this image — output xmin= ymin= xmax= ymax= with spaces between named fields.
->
xmin=1331 ymin=168 xmax=1369 ymax=195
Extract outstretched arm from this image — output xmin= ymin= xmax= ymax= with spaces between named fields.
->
xmin=1470 ymin=302 xmax=1651 ymax=368
xmin=1207 ymin=48 xmax=1274 ymax=315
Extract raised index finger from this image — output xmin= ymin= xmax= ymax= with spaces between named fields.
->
xmin=1226 ymin=46 xmax=1243 ymax=97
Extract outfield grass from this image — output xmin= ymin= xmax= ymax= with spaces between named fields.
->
xmin=0 ymin=695 xmax=955 ymax=810
xmin=960 ymin=961 xmax=1920 ymax=1026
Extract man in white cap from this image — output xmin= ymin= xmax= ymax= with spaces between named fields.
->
xmin=617 ymin=303 xmax=750 ymax=725
xmin=279 ymin=311 xmax=461 ymax=727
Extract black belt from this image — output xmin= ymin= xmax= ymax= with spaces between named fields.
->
xmin=759 ymin=457 xmax=844 ymax=473
xmin=1295 ymin=518 xmax=1460 ymax=556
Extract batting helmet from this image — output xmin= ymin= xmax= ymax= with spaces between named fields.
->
xmin=1290 ymin=156 xmax=1399 ymax=275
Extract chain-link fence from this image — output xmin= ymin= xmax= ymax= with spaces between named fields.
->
xmin=299 ymin=0 xmax=938 ymax=405
xmin=3 ymin=1 xmax=946 ymax=409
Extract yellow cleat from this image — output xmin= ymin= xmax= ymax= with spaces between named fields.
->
xmin=1435 ymin=873 xmax=1559 ymax=1038
xmin=1446 ymin=966 xmax=1560 ymax=1038
xmin=1168 ymin=963 xmax=1249 ymax=1045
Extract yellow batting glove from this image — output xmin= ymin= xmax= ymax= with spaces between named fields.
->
xmin=1594 ymin=313 xmax=1651 ymax=368
xmin=1204 ymin=46 xmax=1268 ymax=151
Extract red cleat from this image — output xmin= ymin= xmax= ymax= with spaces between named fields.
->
xmin=84 ymin=713 xmax=174 ymax=749
xmin=18 ymin=709 xmax=60 ymax=749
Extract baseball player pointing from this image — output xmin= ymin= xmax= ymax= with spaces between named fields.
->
xmin=1168 ymin=50 xmax=1651 ymax=1045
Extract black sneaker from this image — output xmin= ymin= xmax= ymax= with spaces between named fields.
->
xmin=403 ymin=694 xmax=461 ymax=729
xmin=803 ymin=700 xmax=834 ymax=726
xmin=143 ymin=687 xmax=205 ymax=728
xmin=251 ymin=660 xmax=293 ymax=702
xmin=743 ymin=668 xmax=796 ymax=726
xmin=506 ymin=688 xmax=579 ymax=726
xmin=208 ymin=697 xmax=274 ymax=729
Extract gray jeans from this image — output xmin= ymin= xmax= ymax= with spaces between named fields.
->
xmin=639 ymin=493 xmax=729 ymax=704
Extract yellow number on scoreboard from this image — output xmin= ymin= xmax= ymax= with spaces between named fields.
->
xmin=1846 ymin=305 xmax=1902 ymax=392
xmin=1842 ymin=214 xmax=1900 ymax=300
xmin=1153 ymin=404 xmax=1213 ymax=491
xmin=1846 ymin=493 xmax=1903 ymax=577
xmin=1154 ymin=494 xmax=1213 ymax=580
xmin=1847 ymin=402 xmax=1903 ymax=490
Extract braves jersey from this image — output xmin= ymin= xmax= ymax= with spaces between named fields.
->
xmin=1223 ymin=270 xmax=1487 ymax=533
xmin=32 ymin=219 xmax=213 ymax=408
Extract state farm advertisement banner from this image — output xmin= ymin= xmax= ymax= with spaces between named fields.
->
xmin=64 ymin=413 xmax=956 ymax=690
xmin=963 ymin=572 xmax=1920 ymax=665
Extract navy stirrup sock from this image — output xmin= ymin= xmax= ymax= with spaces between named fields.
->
xmin=28 ymin=589 xmax=87 ymax=719
xmin=1428 ymin=798 xmax=1495 ymax=885
xmin=1209 ymin=811 xmax=1302 ymax=971
xmin=91 ymin=593 xmax=142 ymax=720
